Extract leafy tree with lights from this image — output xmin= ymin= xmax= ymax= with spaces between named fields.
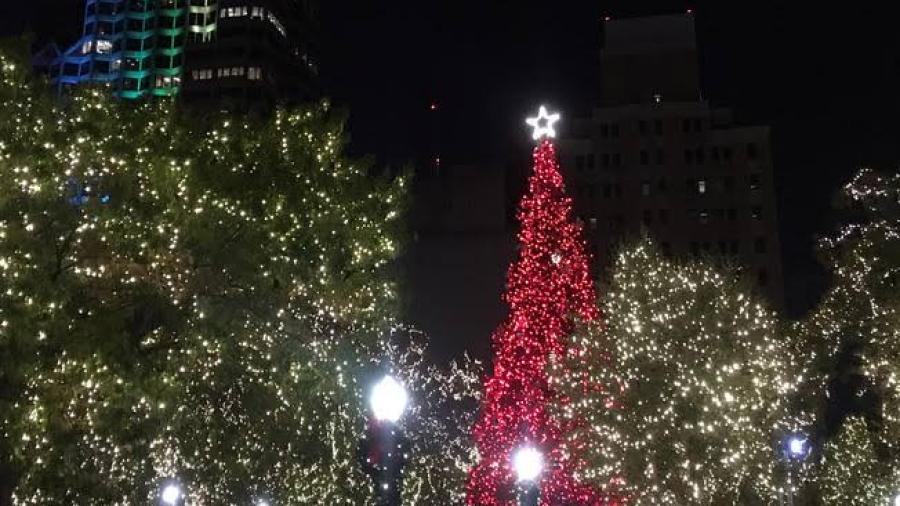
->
xmin=800 ymin=168 xmax=900 ymax=504
xmin=554 ymin=238 xmax=805 ymax=505
xmin=466 ymin=107 xmax=616 ymax=505
xmin=0 ymin=45 xmax=478 ymax=505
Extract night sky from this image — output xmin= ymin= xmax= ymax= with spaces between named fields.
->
xmin=3 ymin=1 xmax=900 ymax=317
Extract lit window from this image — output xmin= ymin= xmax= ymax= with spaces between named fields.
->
xmin=698 ymin=179 xmax=707 ymax=194
xmin=252 ymin=6 xmax=264 ymax=18
xmin=641 ymin=181 xmax=651 ymax=196
xmin=248 ymin=67 xmax=262 ymax=80
xmin=96 ymin=40 xmax=113 ymax=54
xmin=751 ymin=206 xmax=762 ymax=220
xmin=192 ymin=70 xmax=199 ymax=79
xmin=699 ymin=209 xmax=709 ymax=224
xmin=82 ymin=40 xmax=93 ymax=54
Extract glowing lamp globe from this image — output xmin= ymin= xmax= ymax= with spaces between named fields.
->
xmin=787 ymin=436 xmax=807 ymax=458
xmin=894 ymin=493 xmax=900 ymax=506
xmin=369 ymin=375 xmax=408 ymax=423
xmin=512 ymin=446 xmax=543 ymax=483
xmin=160 ymin=484 xmax=182 ymax=505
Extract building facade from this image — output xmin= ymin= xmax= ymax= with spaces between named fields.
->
xmin=181 ymin=0 xmax=316 ymax=107
xmin=37 ymin=0 xmax=314 ymax=105
xmin=560 ymin=14 xmax=785 ymax=306
xmin=39 ymin=0 xmax=189 ymax=99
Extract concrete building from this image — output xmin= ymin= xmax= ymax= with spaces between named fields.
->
xmin=560 ymin=13 xmax=784 ymax=306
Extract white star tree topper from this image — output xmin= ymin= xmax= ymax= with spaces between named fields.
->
xmin=526 ymin=105 xmax=561 ymax=140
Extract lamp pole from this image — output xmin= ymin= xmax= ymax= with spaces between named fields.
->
xmin=781 ymin=435 xmax=809 ymax=506
xmin=512 ymin=446 xmax=543 ymax=506
xmin=361 ymin=375 xmax=409 ymax=506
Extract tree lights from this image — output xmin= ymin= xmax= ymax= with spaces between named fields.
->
xmin=466 ymin=107 xmax=610 ymax=505
xmin=555 ymin=239 xmax=805 ymax=504
xmin=802 ymin=169 xmax=900 ymax=505
xmin=0 ymin=47 xmax=478 ymax=505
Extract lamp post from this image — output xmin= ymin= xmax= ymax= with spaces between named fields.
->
xmin=361 ymin=374 xmax=409 ymax=506
xmin=512 ymin=446 xmax=543 ymax=506
xmin=160 ymin=482 xmax=184 ymax=506
xmin=781 ymin=435 xmax=809 ymax=506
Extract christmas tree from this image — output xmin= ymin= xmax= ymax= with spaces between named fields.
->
xmin=466 ymin=107 xmax=610 ymax=505
xmin=555 ymin=238 xmax=805 ymax=504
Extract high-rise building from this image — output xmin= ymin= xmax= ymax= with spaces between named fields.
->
xmin=181 ymin=0 xmax=317 ymax=108
xmin=36 ymin=0 xmax=315 ymax=105
xmin=38 ymin=0 xmax=189 ymax=99
xmin=560 ymin=13 xmax=785 ymax=306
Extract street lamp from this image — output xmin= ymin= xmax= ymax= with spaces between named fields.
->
xmin=362 ymin=374 xmax=409 ymax=506
xmin=780 ymin=434 xmax=809 ymax=506
xmin=160 ymin=483 xmax=183 ymax=506
xmin=512 ymin=446 xmax=543 ymax=506
xmin=369 ymin=375 xmax=409 ymax=423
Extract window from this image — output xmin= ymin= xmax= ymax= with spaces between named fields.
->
xmin=639 ymin=120 xmax=648 ymax=135
xmin=589 ymin=218 xmax=598 ymax=230
xmin=603 ymin=184 xmax=612 ymax=198
xmin=697 ymin=179 xmax=707 ymax=194
xmin=727 ymin=208 xmax=737 ymax=221
xmin=695 ymin=147 xmax=705 ymax=165
xmin=575 ymin=155 xmax=585 ymax=172
xmin=723 ymin=146 xmax=733 ymax=162
xmin=699 ymin=209 xmax=710 ymax=224
xmin=747 ymin=143 xmax=759 ymax=160
xmin=655 ymin=148 xmax=664 ymax=164
xmin=686 ymin=178 xmax=695 ymax=194
xmin=754 ymin=237 xmax=767 ymax=254
xmin=611 ymin=123 xmax=620 ymax=138
xmin=641 ymin=180 xmax=651 ymax=196
xmin=684 ymin=149 xmax=693 ymax=164
xmin=602 ymin=153 xmax=610 ymax=168
xmin=711 ymin=146 xmax=720 ymax=162
xmin=586 ymin=154 xmax=595 ymax=171
xmin=658 ymin=179 xmax=668 ymax=193
xmin=654 ymin=119 xmax=663 ymax=135
xmin=751 ymin=206 xmax=763 ymax=220
xmin=82 ymin=40 xmax=93 ymax=54
xmin=749 ymin=174 xmax=761 ymax=191
xmin=251 ymin=6 xmax=265 ymax=18
xmin=96 ymin=40 xmax=113 ymax=54
xmin=640 ymin=150 xmax=648 ymax=165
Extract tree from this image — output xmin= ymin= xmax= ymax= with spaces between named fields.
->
xmin=556 ymin=238 xmax=804 ymax=505
xmin=466 ymin=112 xmax=613 ymax=505
xmin=816 ymin=417 xmax=899 ymax=505
xmin=0 ymin=44 xmax=424 ymax=504
xmin=801 ymin=169 xmax=900 ymax=503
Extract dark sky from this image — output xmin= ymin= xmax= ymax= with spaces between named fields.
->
xmin=3 ymin=1 xmax=900 ymax=317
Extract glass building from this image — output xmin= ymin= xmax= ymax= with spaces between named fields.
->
xmin=39 ymin=0 xmax=189 ymax=99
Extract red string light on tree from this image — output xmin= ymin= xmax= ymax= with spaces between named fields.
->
xmin=466 ymin=107 xmax=619 ymax=505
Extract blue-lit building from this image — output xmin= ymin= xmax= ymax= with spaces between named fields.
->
xmin=37 ymin=0 xmax=190 ymax=99
xmin=35 ymin=0 xmax=316 ymax=105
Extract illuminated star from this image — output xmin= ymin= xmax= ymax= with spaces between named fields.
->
xmin=526 ymin=105 xmax=561 ymax=140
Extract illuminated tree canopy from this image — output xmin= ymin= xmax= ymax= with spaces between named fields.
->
xmin=0 ymin=45 xmax=477 ymax=505
xmin=556 ymin=239 xmax=805 ymax=505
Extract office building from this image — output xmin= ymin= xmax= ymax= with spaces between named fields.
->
xmin=560 ymin=14 xmax=785 ymax=306
xmin=35 ymin=0 xmax=314 ymax=105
